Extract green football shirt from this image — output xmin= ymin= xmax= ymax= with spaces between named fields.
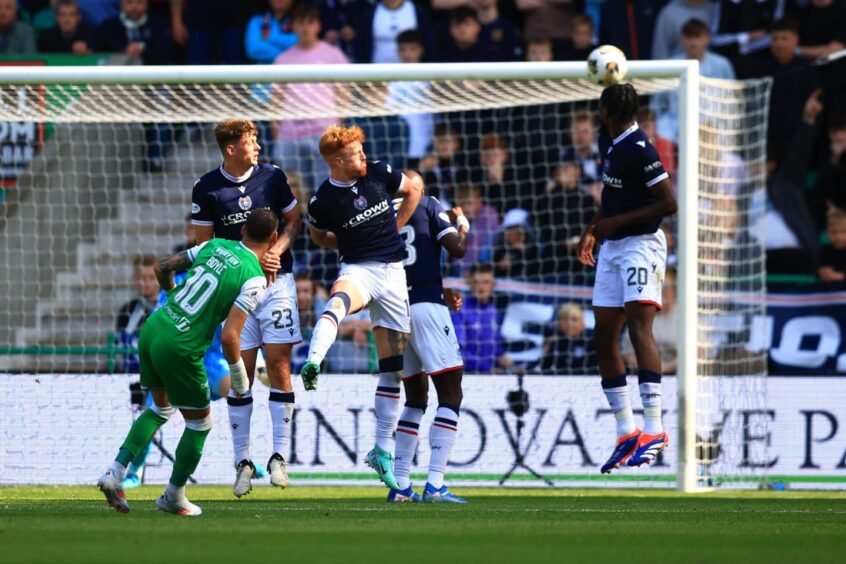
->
xmin=148 ymin=239 xmax=266 ymax=355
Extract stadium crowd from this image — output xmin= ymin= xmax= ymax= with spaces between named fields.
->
xmin=6 ymin=0 xmax=845 ymax=373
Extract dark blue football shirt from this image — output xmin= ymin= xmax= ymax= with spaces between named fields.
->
xmin=598 ymin=124 xmax=669 ymax=240
xmin=308 ymin=161 xmax=405 ymax=264
xmin=191 ymin=163 xmax=297 ymax=273
xmin=396 ymin=195 xmax=456 ymax=305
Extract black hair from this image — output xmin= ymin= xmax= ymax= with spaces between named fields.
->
xmin=397 ymin=29 xmax=424 ymax=47
xmin=599 ymin=83 xmax=639 ymax=125
xmin=681 ymin=18 xmax=708 ymax=37
xmin=450 ymin=6 xmax=479 ymax=25
xmin=245 ymin=209 xmax=279 ymax=242
xmin=290 ymin=2 xmax=321 ymax=23
xmin=469 ymin=262 xmax=494 ymax=276
xmin=771 ymin=18 xmax=799 ymax=34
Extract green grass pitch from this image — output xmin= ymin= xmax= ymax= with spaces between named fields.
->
xmin=1 ymin=486 xmax=845 ymax=563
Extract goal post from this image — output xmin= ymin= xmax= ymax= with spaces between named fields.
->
xmin=0 ymin=62 xmax=769 ymax=491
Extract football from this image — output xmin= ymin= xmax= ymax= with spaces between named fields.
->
xmin=586 ymin=45 xmax=628 ymax=86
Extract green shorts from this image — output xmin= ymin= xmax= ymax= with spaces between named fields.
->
xmin=139 ymin=322 xmax=210 ymax=410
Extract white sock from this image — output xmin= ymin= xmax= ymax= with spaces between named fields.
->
xmin=374 ymin=369 xmax=402 ymax=452
xmin=639 ymin=381 xmax=663 ymax=434
xmin=165 ymin=482 xmax=185 ymax=501
xmin=602 ymin=377 xmax=637 ymax=438
xmin=307 ymin=294 xmax=351 ymax=364
xmin=227 ymin=390 xmax=253 ymax=467
xmin=269 ymin=389 xmax=295 ymax=458
xmin=394 ymin=405 xmax=425 ymax=490
xmin=109 ymin=460 xmax=127 ymax=481
xmin=428 ymin=406 xmax=459 ymax=489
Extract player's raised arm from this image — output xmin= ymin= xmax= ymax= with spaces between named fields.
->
xmin=394 ymin=171 xmax=422 ymax=230
xmin=442 ymin=205 xmax=470 ymax=259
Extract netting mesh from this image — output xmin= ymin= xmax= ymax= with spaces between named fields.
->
xmin=0 ymin=70 xmax=770 ymax=487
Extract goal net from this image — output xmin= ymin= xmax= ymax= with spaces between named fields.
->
xmin=0 ymin=63 xmax=770 ymax=490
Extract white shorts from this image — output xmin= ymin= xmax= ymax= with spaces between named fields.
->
xmin=403 ymin=302 xmax=464 ymax=379
xmin=592 ymin=230 xmax=667 ymax=309
xmin=336 ymin=261 xmax=410 ymax=333
xmin=241 ymin=273 xmax=303 ymax=349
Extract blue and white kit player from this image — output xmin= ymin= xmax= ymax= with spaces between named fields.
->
xmin=191 ymin=119 xmax=303 ymax=497
xmin=389 ymin=171 xmax=469 ymax=504
xmin=576 ymin=84 xmax=677 ymax=473
xmin=301 ymin=125 xmax=422 ymax=491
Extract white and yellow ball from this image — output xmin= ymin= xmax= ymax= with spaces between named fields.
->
xmin=586 ymin=45 xmax=628 ymax=86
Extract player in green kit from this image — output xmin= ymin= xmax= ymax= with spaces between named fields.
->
xmin=97 ymin=210 xmax=279 ymax=516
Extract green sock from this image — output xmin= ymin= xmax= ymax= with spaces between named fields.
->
xmin=170 ymin=427 xmax=210 ymax=487
xmin=115 ymin=410 xmax=168 ymax=466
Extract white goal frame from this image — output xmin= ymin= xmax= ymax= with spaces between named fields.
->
xmin=0 ymin=61 xmax=701 ymax=491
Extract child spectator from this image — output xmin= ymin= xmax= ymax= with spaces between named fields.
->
xmin=493 ymin=208 xmax=541 ymax=279
xmin=525 ymin=36 xmax=552 ymax=62
xmin=533 ymin=161 xmax=597 ymax=277
xmin=558 ymin=13 xmax=597 ymax=61
xmin=272 ymin=3 xmax=348 ymax=191
xmin=560 ymin=111 xmax=602 ymax=195
xmin=477 ymin=134 xmax=522 ymax=212
xmin=818 ymin=213 xmax=846 ymax=283
xmin=97 ymin=0 xmax=175 ymax=64
xmin=540 ymin=302 xmax=596 ymax=375
xmin=244 ymin=0 xmax=297 ymax=64
xmin=38 ymin=0 xmax=94 ymax=53
xmin=387 ymin=29 xmax=434 ymax=169
xmin=451 ymin=262 xmax=512 ymax=373
xmin=420 ymin=122 xmax=463 ymax=203
xmin=440 ymin=6 xmax=497 ymax=63
xmin=651 ymin=0 xmax=715 ymax=60
xmin=474 ymin=0 xmax=521 ymax=61
xmin=450 ymin=183 xmax=500 ymax=273
xmin=0 ymin=0 xmax=36 ymax=54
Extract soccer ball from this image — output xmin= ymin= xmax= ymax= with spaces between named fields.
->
xmin=586 ymin=45 xmax=628 ymax=86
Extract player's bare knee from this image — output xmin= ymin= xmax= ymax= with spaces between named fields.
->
xmin=434 ymin=369 xmax=463 ymax=407
xmin=403 ymin=373 xmax=429 ymax=403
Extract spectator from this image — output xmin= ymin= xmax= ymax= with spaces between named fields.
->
xmin=752 ymin=90 xmax=824 ymax=275
xmin=97 ymin=0 xmax=175 ymax=64
xmin=451 ymin=262 xmax=512 ymax=372
xmin=77 ymin=0 xmax=120 ymax=28
xmin=440 ymin=6 xmax=497 ymax=62
xmin=599 ymin=0 xmax=665 ymax=60
xmin=621 ymin=269 xmax=678 ymax=374
xmin=474 ymin=0 xmax=522 ymax=61
xmin=350 ymin=0 xmax=434 ymax=63
xmin=450 ymin=183 xmax=500 ymax=273
xmin=651 ymin=0 xmax=715 ymax=60
xmin=244 ymin=0 xmax=297 ymax=64
xmin=493 ymin=207 xmax=542 ymax=279
xmin=540 ymin=302 xmax=597 ymax=375
xmin=0 ymin=0 xmax=37 ymax=54
xmin=710 ymin=0 xmax=783 ymax=61
xmin=387 ymin=29 xmax=434 ymax=169
xmin=652 ymin=18 xmax=735 ymax=144
xmin=516 ymin=0 xmax=577 ymax=47
xmin=272 ymin=2 xmax=348 ymax=191
xmin=557 ymin=13 xmax=598 ymax=61
xmin=171 ymin=212 xmax=195 ymax=255
xmin=525 ymin=35 xmax=552 ymax=62
xmin=38 ymin=0 xmax=94 ymax=54
xmin=170 ymin=0 xmax=256 ymax=64
xmin=116 ymin=254 xmax=159 ymax=335
xmin=476 ymin=134 xmax=522 ymax=212
xmin=638 ymin=107 xmax=676 ymax=178
xmin=817 ymin=109 xmax=846 ymax=220
xmin=736 ymin=18 xmax=818 ymax=169
xmin=793 ymin=0 xmax=846 ymax=61
xmin=419 ymin=122 xmax=463 ymax=204
xmin=560 ymin=111 xmax=602 ymax=196
xmin=818 ymin=212 xmax=846 ymax=283
xmin=533 ymin=160 xmax=597 ymax=277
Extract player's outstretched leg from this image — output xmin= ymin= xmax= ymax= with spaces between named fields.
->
xmin=301 ymin=292 xmax=353 ymax=390
xmin=157 ymin=413 xmax=211 ymax=516
xmin=628 ymin=369 xmax=668 ymax=466
xmin=599 ymin=375 xmax=641 ymax=473
xmin=98 ymin=401 xmax=174 ymax=513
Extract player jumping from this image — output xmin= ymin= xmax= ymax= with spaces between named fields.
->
xmin=301 ymin=125 xmax=422 ymax=490
xmin=389 ymin=171 xmax=469 ymax=503
xmin=97 ymin=210 xmax=278 ymax=516
xmin=576 ymin=83 xmax=677 ymax=473
xmin=191 ymin=119 xmax=302 ymax=497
